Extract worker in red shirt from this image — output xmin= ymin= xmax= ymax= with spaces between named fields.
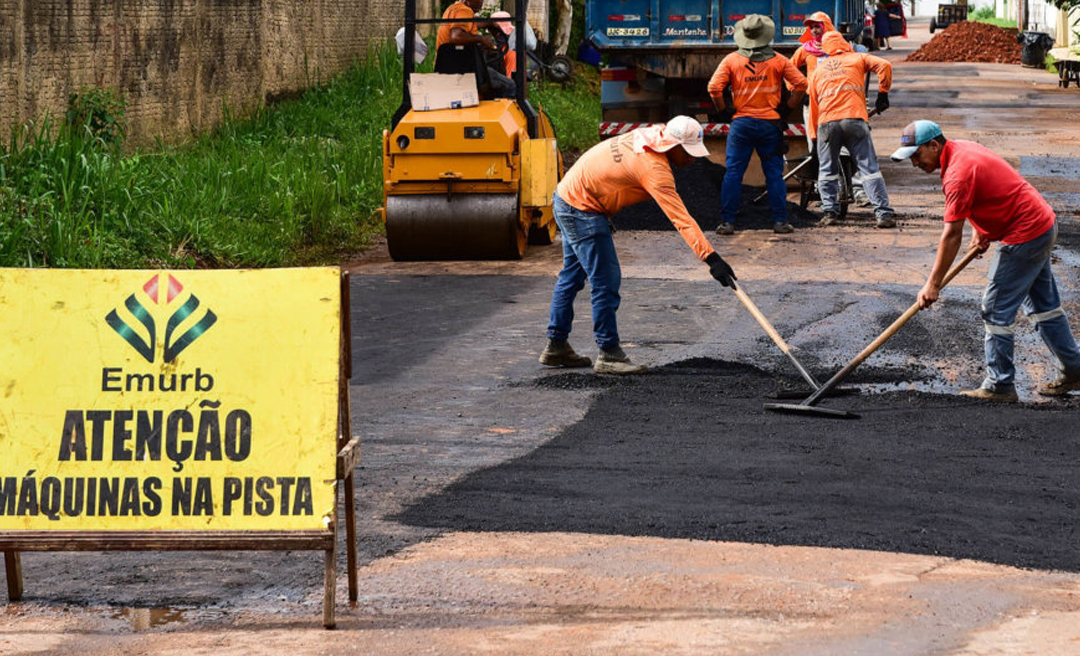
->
xmin=707 ymin=15 xmax=807 ymax=236
xmin=541 ymin=116 xmax=737 ymax=375
xmin=807 ymin=32 xmax=895 ymax=228
xmin=892 ymin=120 xmax=1080 ymax=402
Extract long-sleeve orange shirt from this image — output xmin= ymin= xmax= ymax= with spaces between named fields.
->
xmin=707 ymin=53 xmax=807 ymax=121
xmin=556 ymin=132 xmax=715 ymax=261
xmin=790 ymin=46 xmax=822 ymax=77
xmin=807 ymin=35 xmax=892 ymax=138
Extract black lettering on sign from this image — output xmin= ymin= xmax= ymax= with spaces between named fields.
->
xmin=17 ymin=472 xmax=37 ymax=516
xmin=166 ymin=410 xmax=194 ymax=471
xmin=255 ymin=477 xmax=274 ymax=516
xmin=87 ymin=410 xmax=110 ymax=461
xmin=143 ymin=477 xmax=162 ymax=516
xmin=98 ymin=477 xmax=119 ymax=516
xmin=119 ymin=477 xmax=141 ymax=516
xmin=39 ymin=477 xmax=61 ymax=520
xmin=169 ymin=477 xmax=214 ymax=516
xmin=224 ymin=410 xmax=252 ymax=461
xmin=63 ymin=477 xmax=85 ymax=517
xmin=195 ymin=402 xmax=223 ymax=462
xmin=222 ymin=477 xmax=243 ymax=516
xmin=292 ymin=478 xmax=313 ymax=516
xmin=135 ymin=411 xmax=163 ymax=461
xmin=58 ymin=411 xmax=88 ymax=460
xmin=112 ymin=410 xmax=133 ymax=461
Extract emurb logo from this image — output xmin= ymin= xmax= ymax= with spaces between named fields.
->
xmin=106 ymin=274 xmax=217 ymax=363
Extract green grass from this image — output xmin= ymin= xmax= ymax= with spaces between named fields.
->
xmin=531 ymin=65 xmax=602 ymax=155
xmin=968 ymin=6 xmax=1016 ymax=28
xmin=0 ymin=41 xmax=602 ymax=269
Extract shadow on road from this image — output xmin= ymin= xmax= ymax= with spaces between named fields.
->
xmin=395 ymin=358 xmax=1080 ymax=572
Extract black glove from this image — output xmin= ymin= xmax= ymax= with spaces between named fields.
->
xmin=874 ymin=91 xmax=889 ymax=115
xmin=705 ymin=252 xmax=737 ymax=288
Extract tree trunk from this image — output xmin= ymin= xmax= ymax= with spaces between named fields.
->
xmin=553 ymin=0 xmax=573 ymax=55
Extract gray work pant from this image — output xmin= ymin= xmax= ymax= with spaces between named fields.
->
xmin=818 ymin=118 xmax=894 ymax=221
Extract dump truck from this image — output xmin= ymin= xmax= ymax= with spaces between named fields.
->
xmin=587 ymin=0 xmax=870 ymax=172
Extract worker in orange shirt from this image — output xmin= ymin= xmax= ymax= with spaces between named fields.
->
xmin=790 ymin=11 xmax=835 ymax=77
xmin=807 ymin=32 xmax=895 ymax=228
xmin=435 ymin=0 xmax=514 ymax=98
xmin=541 ymin=116 xmax=737 ymax=375
xmin=707 ymin=15 xmax=807 ymax=236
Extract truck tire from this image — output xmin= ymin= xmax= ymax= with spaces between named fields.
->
xmin=548 ymin=55 xmax=574 ymax=83
xmin=929 ymin=18 xmax=937 ymax=33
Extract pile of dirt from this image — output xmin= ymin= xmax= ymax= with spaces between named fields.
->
xmin=906 ymin=21 xmax=1021 ymax=64
xmin=612 ymin=159 xmax=821 ymax=232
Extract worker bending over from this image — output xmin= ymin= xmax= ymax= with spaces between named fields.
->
xmin=892 ymin=120 xmax=1080 ymax=402
xmin=808 ymin=32 xmax=895 ymax=228
xmin=707 ymin=15 xmax=807 ymax=236
xmin=541 ymin=116 xmax=737 ymax=375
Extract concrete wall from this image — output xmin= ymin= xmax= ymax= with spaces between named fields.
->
xmin=0 ymin=0 xmax=414 ymax=145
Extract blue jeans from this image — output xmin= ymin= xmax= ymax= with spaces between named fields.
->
xmin=546 ymin=193 xmax=621 ymax=350
xmin=722 ymin=117 xmax=787 ymax=225
xmin=818 ymin=119 xmax=894 ymax=221
xmin=980 ymin=223 xmax=1080 ymax=391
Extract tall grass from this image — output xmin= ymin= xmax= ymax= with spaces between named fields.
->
xmin=0 ymin=40 xmax=600 ymax=269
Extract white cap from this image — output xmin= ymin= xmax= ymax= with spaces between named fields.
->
xmin=659 ymin=116 xmax=710 ymax=157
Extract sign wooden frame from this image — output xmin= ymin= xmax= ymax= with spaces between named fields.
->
xmin=1 ymin=271 xmax=359 ymax=629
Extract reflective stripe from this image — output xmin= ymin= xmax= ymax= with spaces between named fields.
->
xmin=1030 ymin=307 xmax=1065 ymax=323
xmin=861 ymin=171 xmax=884 ymax=181
xmin=820 ymin=174 xmax=840 ymax=182
xmin=985 ymin=322 xmax=1015 ymax=335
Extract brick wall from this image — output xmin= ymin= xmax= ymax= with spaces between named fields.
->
xmin=0 ymin=0 xmax=417 ymax=145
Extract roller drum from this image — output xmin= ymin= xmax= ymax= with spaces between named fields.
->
xmin=386 ymin=194 xmax=523 ymax=261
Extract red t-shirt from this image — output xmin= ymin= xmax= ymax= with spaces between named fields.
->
xmin=940 ymin=140 xmax=1054 ymax=245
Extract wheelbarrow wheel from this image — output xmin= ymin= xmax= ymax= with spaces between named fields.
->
xmin=547 ymin=55 xmax=574 ymax=83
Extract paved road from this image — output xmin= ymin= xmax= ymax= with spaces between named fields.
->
xmin=5 ymin=18 xmax=1080 ymax=655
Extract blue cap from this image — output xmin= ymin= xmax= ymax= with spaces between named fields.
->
xmin=890 ymin=120 xmax=943 ymax=161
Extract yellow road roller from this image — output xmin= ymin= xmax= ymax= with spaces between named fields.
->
xmin=381 ymin=0 xmax=560 ymax=261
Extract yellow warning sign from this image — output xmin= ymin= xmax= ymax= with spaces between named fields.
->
xmin=0 ymin=268 xmax=341 ymax=531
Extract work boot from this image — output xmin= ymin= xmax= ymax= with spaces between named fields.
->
xmin=1036 ymin=371 xmax=1080 ymax=397
xmin=539 ymin=339 xmax=592 ymax=368
xmin=716 ymin=221 xmax=735 ymax=236
xmin=876 ymin=215 xmax=897 ymax=229
xmin=818 ymin=211 xmax=840 ymax=226
xmin=773 ymin=221 xmax=794 ymax=234
xmin=594 ymin=346 xmax=648 ymax=375
xmin=959 ymin=387 xmax=1019 ymax=403
xmin=854 ymin=189 xmax=872 ymax=207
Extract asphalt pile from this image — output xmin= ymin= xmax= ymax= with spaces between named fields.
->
xmin=906 ymin=21 xmax=1022 ymax=64
xmin=612 ymin=159 xmax=820 ymax=232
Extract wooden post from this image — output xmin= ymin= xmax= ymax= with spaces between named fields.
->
xmin=323 ymin=516 xmax=337 ymax=629
xmin=339 ymin=271 xmax=359 ymax=603
xmin=4 ymin=551 xmax=23 ymax=601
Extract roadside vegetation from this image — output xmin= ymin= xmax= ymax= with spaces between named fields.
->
xmin=0 ymin=40 xmax=600 ymax=269
xmin=968 ymin=6 xmax=1016 ymax=28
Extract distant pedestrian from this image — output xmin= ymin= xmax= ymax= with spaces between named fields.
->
xmin=892 ymin=120 xmax=1080 ymax=402
xmin=541 ymin=116 xmax=738 ymax=375
xmin=873 ymin=2 xmax=901 ymax=50
xmin=707 ymin=15 xmax=807 ymax=236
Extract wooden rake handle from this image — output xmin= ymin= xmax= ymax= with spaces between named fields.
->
xmin=732 ymin=281 xmax=822 ymax=390
xmin=802 ymin=246 xmax=983 ymax=407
